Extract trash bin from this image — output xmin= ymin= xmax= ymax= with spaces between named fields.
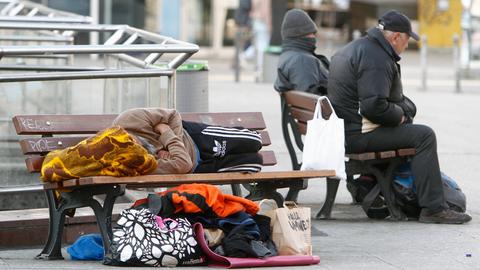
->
xmin=175 ymin=61 xmax=209 ymax=113
xmin=262 ymin=46 xmax=281 ymax=83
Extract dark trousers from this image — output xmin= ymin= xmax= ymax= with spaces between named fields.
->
xmin=182 ymin=121 xmax=263 ymax=173
xmin=346 ymin=124 xmax=447 ymax=212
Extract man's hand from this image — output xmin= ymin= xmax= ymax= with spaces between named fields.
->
xmin=157 ymin=150 xmax=171 ymax=159
xmin=400 ymin=115 xmax=406 ymax=124
xmin=154 ymin=123 xmax=170 ymax=134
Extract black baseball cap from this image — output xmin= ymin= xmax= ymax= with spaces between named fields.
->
xmin=378 ymin=10 xmax=419 ymax=41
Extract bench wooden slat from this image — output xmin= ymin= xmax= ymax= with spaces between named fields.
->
xmin=19 ymin=130 xmax=271 ymax=154
xmin=347 ymin=148 xmax=416 ymax=161
xmin=12 ymin=115 xmax=117 ymax=135
xmin=12 ymin=112 xmax=267 ymax=135
xmin=346 ymin=152 xmax=376 ymax=161
xmin=284 ymin=91 xmax=318 ymax=111
xmin=397 ymin=148 xmax=416 ymax=156
xmin=182 ymin=112 xmax=266 ymax=130
xmin=62 ymin=170 xmax=336 ymax=189
xmin=24 ymin=150 xmax=277 ymax=173
xmin=25 ymin=155 xmax=44 ymax=173
xmin=43 ymin=182 xmax=62 ymax=189
xmin=20 ymin=137 xmax=87 ymax=154
xmin=298 ymin=122 xmax=307 ymax=135
xmin=377 ymin=151 xmax=396 ymax=159
xmin=289 ymin=107 xmax=314 ymax=125
xmin=260 ymin=150 xmax=276 ymax=166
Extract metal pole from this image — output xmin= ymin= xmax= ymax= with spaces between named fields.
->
xmin=103 ymin=0 xmax=112 ymax=42
xmin=453 ymin=34 xmax=461 ymax=93
xmin=90 ymin=0 xmax=99 ymax=60
xmin=233 ymin=26 xmax=242 ymax=82
xmin=420 ymin=35 xmax=428 ymax=91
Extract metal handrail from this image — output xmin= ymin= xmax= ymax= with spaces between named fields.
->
xmin=0 ymin=69 xmax=175 ymax=82
xmin=0 ymin=0 xmax=91 ymax=22
xmin=0 ymin=23 xmax=200 ymax=69
xmin=0 ymin=22 xmax=123 ymax=32
xmin=0 ymin=35 xmax=73 ymax=42
xmin=0 ymin=44 xmax=199 ymax=55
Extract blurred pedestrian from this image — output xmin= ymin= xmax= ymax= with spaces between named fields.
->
xmin=234 ymin=0 xmax=252 ymax=70
xmin=243 ymin=0 xmax=272 ymax=81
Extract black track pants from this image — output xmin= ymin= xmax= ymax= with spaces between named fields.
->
xmin=182 ymin=121 xmax=263 ymax=173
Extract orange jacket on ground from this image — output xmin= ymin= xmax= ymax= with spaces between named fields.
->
xmin=133 ymin=184 xmax=259 ymax=218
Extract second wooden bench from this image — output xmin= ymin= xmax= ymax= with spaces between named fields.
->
xmin=280 ymin=91 xmax=415 ymax=220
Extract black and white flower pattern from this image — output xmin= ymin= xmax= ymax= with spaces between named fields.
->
xmin=110 ymin=208 xmax=203 ymax=267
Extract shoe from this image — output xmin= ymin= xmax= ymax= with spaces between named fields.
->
xmin=419 ymin=208 xmax=472 ymax=224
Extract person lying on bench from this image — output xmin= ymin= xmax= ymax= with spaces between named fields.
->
xmin=112 ymin=107 xmax=263 ymax=174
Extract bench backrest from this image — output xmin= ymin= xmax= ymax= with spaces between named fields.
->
xmin=281 ymin=91 xmax=332 ymax=170
xmin=12 ymin=112 xmax=276 ymax=174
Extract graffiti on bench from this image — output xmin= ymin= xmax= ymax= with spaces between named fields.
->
xmin=20 ymin=118 xmax=53 ymax=131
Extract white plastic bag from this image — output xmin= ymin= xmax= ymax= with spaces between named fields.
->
xmin=300 ymin=96 xmax=346 ymax=180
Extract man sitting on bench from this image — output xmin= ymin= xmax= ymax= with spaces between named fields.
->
xmin=113 ymin=108 xmax=263 ymax=174
xmin=327 ymin=10 xmax=471 ymax=224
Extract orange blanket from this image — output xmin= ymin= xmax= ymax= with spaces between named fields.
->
xmin=41 ymin=126 xmax=157 ymax=182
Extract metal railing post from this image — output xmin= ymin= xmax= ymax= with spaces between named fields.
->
xmin=453 ymin=34 xmax=461 ymax=93
xmin=420 ymin=35 xmax=428 ymax=91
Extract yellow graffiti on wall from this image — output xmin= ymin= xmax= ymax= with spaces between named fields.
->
xmin=418 ymin=0 xmax=462 ymax=48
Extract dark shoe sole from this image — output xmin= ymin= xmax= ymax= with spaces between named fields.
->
xmin=419 ymin=215 xmax=472 ymax=224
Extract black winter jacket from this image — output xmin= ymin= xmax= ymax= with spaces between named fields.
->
xmin=327 ymin=27 xmax=416 ymax=135
xmin=274 ymin=37 xmax=329 ymax=95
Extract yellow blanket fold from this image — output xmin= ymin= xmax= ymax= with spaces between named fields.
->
xmin=41 ymin=126 xmax=158 ymax=182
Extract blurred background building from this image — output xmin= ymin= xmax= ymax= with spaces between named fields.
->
xmin=28 ymin=0 xmax=479 ymax=52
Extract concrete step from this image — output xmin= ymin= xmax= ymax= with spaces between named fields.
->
xmin=0 ymin=163 xmax=38 ymax=187
xmin=0 ymin=203 xmax=132 ymax=248
xmin=0 ymin=162 xmax=45 ymax=210
xmin=0 ymin=140 xmax=24 ymax=159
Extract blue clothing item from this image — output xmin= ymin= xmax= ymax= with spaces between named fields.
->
xmin=67 ymin=234 xmax=104 ymax=261
xmin=194 ymin=211 xmax=261 ymax=240
xmin=192 ymin=141 xmax=201 ymax=172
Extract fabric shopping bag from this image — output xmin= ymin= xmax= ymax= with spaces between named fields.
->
xmin=103 ymin=208 xmax=206 ymax=267
xmin=301 ymin=96 xmax=346 ymax=180
xmin=270 ymin=202 xmax=312 ymax=256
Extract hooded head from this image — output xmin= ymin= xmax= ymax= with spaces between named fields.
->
xmin=281 ymin=9 xmax=318 ymax=39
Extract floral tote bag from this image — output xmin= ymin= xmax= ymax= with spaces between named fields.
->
xmin=104 ymin=208 xmax=206 ymax=267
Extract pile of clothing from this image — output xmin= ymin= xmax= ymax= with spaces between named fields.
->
xmin=69 ymin=184 xmax=320 ymax=268
xmin=128 ymin=184 xmax=277 ymax=262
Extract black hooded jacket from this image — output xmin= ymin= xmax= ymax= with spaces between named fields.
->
xmin=274 ymin=37 xmax=329 ymax=95
xmin=327 ymin=27 xmax=416 ymax=135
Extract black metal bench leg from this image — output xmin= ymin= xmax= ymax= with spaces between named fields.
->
xmin=89 ymin=185 xmax=125 ymax=253
xmin=370 ymin=162 xmax=407 ymax=221
xmin=102 ymin=185 xmax=124 ymax=240
xmin=88 ymin=201 xmax=110 ymax=254
xmin=230 ymin=184 xmax=242 ymax=197
xmin=36 ymin=190 xmax=66 ymax=260
xmin=315 ymin=178 xmax=340 ymax=219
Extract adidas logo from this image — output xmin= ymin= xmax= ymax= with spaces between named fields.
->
xmin=212 ymin=140 xmax=227 ymax=157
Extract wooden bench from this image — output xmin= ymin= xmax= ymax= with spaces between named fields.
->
xmin=12 ymin=111 xmax=335 ymax=260
xmin=280 ymin=91 xmax=416 ymax=220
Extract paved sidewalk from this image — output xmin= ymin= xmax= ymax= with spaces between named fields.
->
xmin=1 ymin=50 xmax=480 ymax=269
